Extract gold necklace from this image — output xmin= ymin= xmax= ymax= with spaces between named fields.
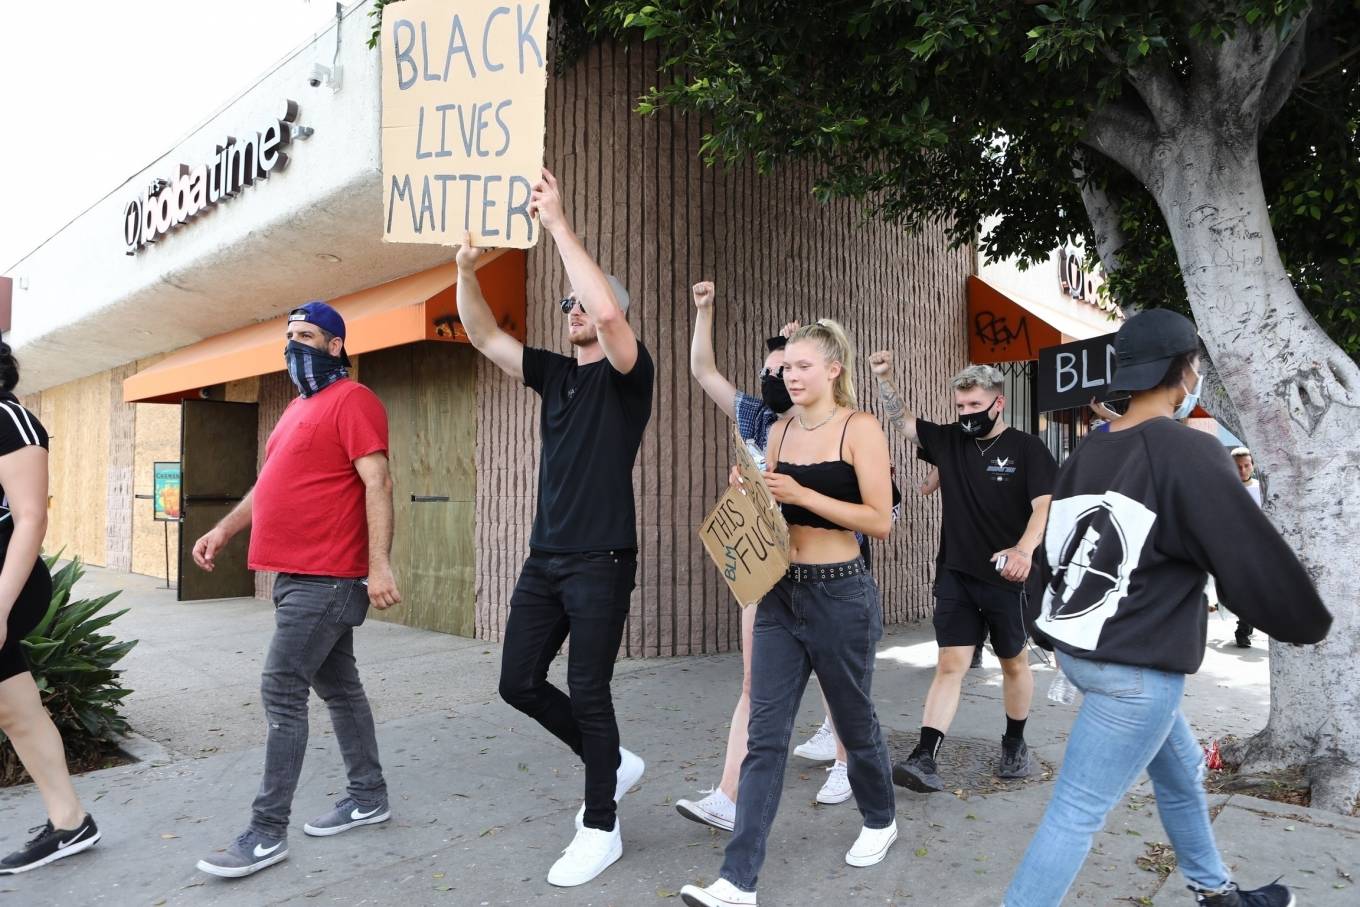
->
xmin=798 ymin=406 xmax=838 ymax=431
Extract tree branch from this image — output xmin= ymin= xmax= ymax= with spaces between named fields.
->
xmin=1080 ymin=101 xmax=1158 ymax=189
xmin=1101 ymin=44 xmax=1185 ymax=130
xmin=1259 ymin=22 xmax=1309 ymax=129
xmin=1074 ymin=168 xmax=1129 ymax=279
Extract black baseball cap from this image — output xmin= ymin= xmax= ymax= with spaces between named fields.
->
xmin=1108 ymin=308 xmax=1199 ymax=392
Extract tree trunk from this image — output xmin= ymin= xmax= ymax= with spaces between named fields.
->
xmin=1150 ymin=130 xmax=1360 ymax=814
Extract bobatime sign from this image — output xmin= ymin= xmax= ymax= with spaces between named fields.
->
xmin=1037 ymin=333 xmax=1127 ymax=412
xmin=123 ymin=101 xmax=301 ymax=255
xmin=380 ymin=0 xmax=549 ymax=249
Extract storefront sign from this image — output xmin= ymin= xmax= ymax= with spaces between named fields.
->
xmin=380 ymin=0 xmax=548 ymax=249
xmin=123 ymin=102 xmax=300 ymax=255
xmin=698 ymin=426 xmax=791 ymax=608
xmin=153 ymin=462 xmax=182 ymax=522
xmin=1037 ymin=333 xmax=1127 ymax=412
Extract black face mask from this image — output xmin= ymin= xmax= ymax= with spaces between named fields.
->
xmin=285 ymin=340 xmax=349 ymax=398
xmin=958 ymin=397 xmax=1001 ymax=436
xmin=761 ymin=372 xmax=794 ymax=414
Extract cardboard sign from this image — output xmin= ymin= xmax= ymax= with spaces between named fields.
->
xmin=1037 ymin=333 xmax=1127 ymax=412
xmin=380 ymin=0 xmax=549 ymax=249
xmin=698 ymin=426 xmax=791 ymax=608
xmin=153 ymin=462 xmax=182 ymax=522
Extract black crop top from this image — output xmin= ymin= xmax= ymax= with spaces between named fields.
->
xmin=774 ymin=415 xmax=862 ymax=531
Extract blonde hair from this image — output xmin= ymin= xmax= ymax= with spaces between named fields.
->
xmin=951 ymin=364 xmax=1005 ymax=394
xmin=787 ymin=319 xmax=857 ymax=408
xmin=1230 ymin=447 xmax=1252 ymax=459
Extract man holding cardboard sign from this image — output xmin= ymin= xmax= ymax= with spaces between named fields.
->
xmin=455 ymin=168 xmax=654 ymax=888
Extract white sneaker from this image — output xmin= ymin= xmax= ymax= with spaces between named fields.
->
xmin=576 ymin=746 xmax=646 ymax=829
xmin=679 ymin=877 xmax=758 ymax=906
xmin=675 ymin=788 xmax=736 ymax=832
xmin=845 ymin=821 xmax=898 ymax=868
xmin=546 ymin=822 xmax=623 ymax=887
xmin=816 ymin=760 xmax=853 ymax=805
xmin=793 ymin=718 xmax=837 ymax=762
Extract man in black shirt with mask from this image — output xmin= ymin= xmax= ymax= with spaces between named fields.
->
xmin=870 ymin=353 xmax=1055 ymax=791
xmin=455 ymin=168 xmax=654 ymax=889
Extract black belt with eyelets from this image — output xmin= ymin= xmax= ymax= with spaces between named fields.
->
xmin=785 ymin=559 xmax=866 ymax=583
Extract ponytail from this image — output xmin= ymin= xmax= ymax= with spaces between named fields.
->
xmin=788 ymin=319 xmax=857 ymax=408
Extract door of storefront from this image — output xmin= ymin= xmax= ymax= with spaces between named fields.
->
xmin=361 ymin=342 xmax=477 ymax=636
xmin=177 ymin=399 xmax=259 ymax=600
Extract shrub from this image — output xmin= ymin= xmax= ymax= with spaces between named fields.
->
xmin=0 ymin=555 xmax=138 ymax=784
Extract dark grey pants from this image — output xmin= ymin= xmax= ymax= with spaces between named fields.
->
xmin=721 ymin=562 xmax=897 ymax=891
xmin=250 ymin=573 xmax=387 ymax=838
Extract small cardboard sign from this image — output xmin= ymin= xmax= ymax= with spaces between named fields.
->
xmin=698 ymin=426 xmax=791 ymax=607
xmin=380 ymin=0 xmax=549 ymax=249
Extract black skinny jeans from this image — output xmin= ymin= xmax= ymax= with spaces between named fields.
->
xmin=498 ymin=550 xmax=636 ymax=831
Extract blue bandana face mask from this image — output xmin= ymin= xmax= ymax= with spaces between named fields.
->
xmin=285 ymin=340 xmax=348 ymax=397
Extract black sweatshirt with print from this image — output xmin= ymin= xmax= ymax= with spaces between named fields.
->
xmin=1028 ymin=417 xmax=1331 ymax=675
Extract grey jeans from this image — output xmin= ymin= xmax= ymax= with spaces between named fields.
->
xmin=721 ymin=562 xmax=897 ymax=891
xmin=250 ymin=573 xmax=386 ymax=838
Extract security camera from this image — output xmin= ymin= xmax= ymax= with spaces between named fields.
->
xmin=307 ymin=62 xmax=342 ymax=91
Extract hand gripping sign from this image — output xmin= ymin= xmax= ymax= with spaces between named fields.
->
xmin=381 ymin=0 xmax=549 ymax=249
xmin=699 ymin=426 xmax=792 ymax=608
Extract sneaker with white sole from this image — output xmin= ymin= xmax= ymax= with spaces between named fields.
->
xmin=0 ymin=815 xmax=100 ymax=874
xmin=845 ymin=821 xmax=898 ymax=867
xmin=576 ymin=746 xmax=645 ymax=829
xmin=816 ymin=761 xmax=853 ymax=804
xmin=546 ymin=821 xmax=623 ymax=887
xmin=680 ymin=877 xmax=758 ymax=906
xmin=793 ymin=718 xmax=838 ymax=762
xmin=196 ymin=829 xmax=289 ymax=878
xmin=303 ymin=797 xmax=391 ymax=837
xmin=676 ymin=788 xmax=736 ymax=832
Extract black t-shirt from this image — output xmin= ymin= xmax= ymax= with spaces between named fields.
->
xmin=0 ymin=398 xmax=49 ymax=547
xmin=1028 ymin=418 xmax=1329 ymax=673
xmin=523 ymin=342 xmax=655 ymax=553
xmin=916 ymin=419 xmax=1056 ymax=588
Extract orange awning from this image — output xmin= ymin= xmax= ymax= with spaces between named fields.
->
xmin=123 ymin=250 xmax=525 ymax=403
xmin=967 ymin=275 xmax=1120 ymax=364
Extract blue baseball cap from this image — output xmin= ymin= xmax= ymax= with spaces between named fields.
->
xmin=288 ymin=300 xmax=350 ymax=364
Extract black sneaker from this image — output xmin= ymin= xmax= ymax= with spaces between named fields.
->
xmin=997 ymin=737 xmax=1034 ymax=779
xmin=1191 ymin=880 xmax=1295 ymax=906
xmin=892 ymin=750 xmax=945 ymax=792
xmin=1234 ymin=634 xmax=1253 ymax=649
xmin=0 ymin=814 xmax=100 ymax=874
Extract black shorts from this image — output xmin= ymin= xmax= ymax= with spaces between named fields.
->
xmin=0 ymin=557 xmax=51 ymax=682
xmin=931 ymin=568 xmax=1028 ymax=659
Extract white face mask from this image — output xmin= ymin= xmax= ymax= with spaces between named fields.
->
xmin=1173 ymin=369 xmax=1203 ymax=421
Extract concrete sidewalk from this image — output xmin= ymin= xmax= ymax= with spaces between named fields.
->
xmin=0 ymin=568 xmax=1354 ymax=905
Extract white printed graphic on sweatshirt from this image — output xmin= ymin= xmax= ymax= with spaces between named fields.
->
xmin=1037 ymin=492 xmax=1157 ymax=651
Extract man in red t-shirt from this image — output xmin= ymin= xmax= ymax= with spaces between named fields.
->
xmin=189 ymin=301 xmax=401 ymax=879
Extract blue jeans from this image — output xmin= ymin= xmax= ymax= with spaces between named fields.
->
xmin=1005 ymin=652 xmax=1229 ymax=906
xmin=251 ymin=574 xmax=386 ymax=838
xmin=720 ymin=563 xmax=896 ymax=892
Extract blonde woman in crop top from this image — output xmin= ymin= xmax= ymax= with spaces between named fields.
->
xmin=679 ymin=320 xmax=899 ymax=907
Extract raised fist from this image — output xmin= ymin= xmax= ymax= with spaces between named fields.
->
xmin=869 ymin=350 xmax=895 ymax=376
xmin=692 ymin=281 xmax=715 ymax=309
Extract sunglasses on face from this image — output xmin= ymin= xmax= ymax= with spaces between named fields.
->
xmin=559 ymin=295 xmax=586 ymax=315
xmin=759 ymin=366 xmax=785 ymax=380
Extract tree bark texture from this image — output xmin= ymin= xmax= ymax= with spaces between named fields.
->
xmin=1079 ymin=15 xmax=1360 ymax=812
xmin=1152 ymin=133 xmax=1360 ymax=814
